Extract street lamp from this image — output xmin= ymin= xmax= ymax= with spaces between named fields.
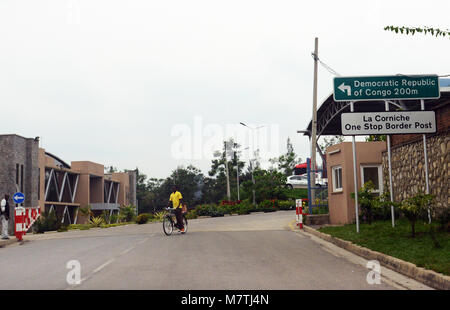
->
xmin=240 ymin=122 xmax=266 ymax=205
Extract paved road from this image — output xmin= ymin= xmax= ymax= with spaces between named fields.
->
xmin=0 ymin=211 xmax=431 ymax=290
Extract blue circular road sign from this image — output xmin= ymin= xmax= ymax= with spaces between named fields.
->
xmin=13 ymin=192 xmax=25 ymax=204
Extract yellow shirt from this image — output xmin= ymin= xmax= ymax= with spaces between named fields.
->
xmin=169 ymin=191 xmax=183 ymax=208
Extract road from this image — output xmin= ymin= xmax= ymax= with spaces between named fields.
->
xmin=0 ymin=211 xmax=432 ymax=290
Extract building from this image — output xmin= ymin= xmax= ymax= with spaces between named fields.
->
xmin=381 ymin=91 xmax=449 ymax=213
xmin=303 ymin=80 xmax=449 ymax=225
xmin=0 ymin=134 xmax=137 ymax=234
xmin=325 ymin=141 xmax=386 ymax=224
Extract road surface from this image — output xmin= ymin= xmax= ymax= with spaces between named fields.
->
xmin=0 ymin=211 xmax=432 ymax=290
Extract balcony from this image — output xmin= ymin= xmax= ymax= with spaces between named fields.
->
xmin=90 ymin=203 xmax=120 ymax=211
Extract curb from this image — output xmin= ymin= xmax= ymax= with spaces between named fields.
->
xmin=302 ymin=225 xmax=450 ymax=290
xmin=0 ymin=238 xmax=18 ymax=248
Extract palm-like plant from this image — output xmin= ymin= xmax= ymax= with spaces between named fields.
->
xmin=89 ymin=216 xmax=105 ymax=227
xmin=154 ymin=211 xmax=168 ymax=222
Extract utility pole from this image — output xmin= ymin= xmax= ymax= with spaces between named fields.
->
xmin=310 ymin=37 xmax=319 ymax=204
xmin=235 ymin=151 xmax=240 ymax=201
xmin=224 ymin=141 xmax=231 ymax=200
xmin=240 ymin=123 xmax=264 ymax=206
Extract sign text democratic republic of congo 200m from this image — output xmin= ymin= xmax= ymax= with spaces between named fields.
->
xmin=341 ymin=111 xmax=436 ymax=135
xmin=333 ymin=75 xmax=440 ymax=101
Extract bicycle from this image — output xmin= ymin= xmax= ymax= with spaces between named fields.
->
xmin=162 ymin=207 xmax=188 ymax=236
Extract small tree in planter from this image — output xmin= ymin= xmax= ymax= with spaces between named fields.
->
xmin=351 ymin=181 xmax=381 ymax=224
xmin=399 ymin=192 xmax=434 ymax=238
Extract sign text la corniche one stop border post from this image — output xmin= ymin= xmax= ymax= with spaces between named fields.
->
xmin=341 ymin=111 xmax=436 ymax=135
xmin=333 ymin=75 xmax=440 ymax=101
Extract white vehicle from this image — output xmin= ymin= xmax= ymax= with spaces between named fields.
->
xmin=285 ymin=174 xmax=327 ymax=189
xmin=285 ymin=175 xmax=307 ymax=189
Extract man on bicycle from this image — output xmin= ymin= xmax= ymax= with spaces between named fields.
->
xmin=167 ymin=186 xmax=184 ymax=232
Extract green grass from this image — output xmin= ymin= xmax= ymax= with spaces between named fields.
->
xmin=319 ymin=219 xmax=450 ymax=276
xmin=67 ymin=222 xmax=134 ymax=230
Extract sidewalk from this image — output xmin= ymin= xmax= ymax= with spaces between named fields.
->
xmin=0 ymin=237 xmax=18 ymax=247
xmin=301 ymin=224 xmax=450 ymax=290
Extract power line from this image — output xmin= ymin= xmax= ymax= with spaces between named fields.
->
xmin=311 ymin=52 xmax=341 ymax=76
xmin=311 ymin=53 xmax=450 ymax=78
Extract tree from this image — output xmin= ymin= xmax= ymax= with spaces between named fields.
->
xmin=366 ymin=135 xmax=386 ymax=142
xmin=318 ymin=136 xmax=344 ymax=153
xmin=384 ymin=26 xmax=449 ymax=38
xmin=104 ymin=166 xmax=118 ymax=173
xmin=135 ymin=169 xmax=153 ymax=214
xmin=399 ymin=192 xmax=435 ymax=238
xmin=170 ymin=165 xmax=204 ymax=207
xmin=270 ymin=138 xmax=301 ymax=176
xmin=209 ymin=138 xmax=246 ymax=201
xmin=242 ymin=169 xmax=287 ymax=203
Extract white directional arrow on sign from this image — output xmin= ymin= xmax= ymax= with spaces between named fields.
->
xmin=338 ymin=82 xmax=351 ymax=96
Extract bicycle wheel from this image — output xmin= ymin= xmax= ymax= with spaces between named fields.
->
xmin=163 ymin=215 xmax=173 ymax=236
xmin=181 ymin=216 xmax=188 ymax=234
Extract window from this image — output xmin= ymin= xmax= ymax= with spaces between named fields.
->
xmin=16 ymin=164 xmax=19 ymax=185
xmin=38 ymin=168 xmax=41 ymax=200
xmin=20 ymin=164 xmax=24 ymax=192
xmin=332 ymin=166 xmax=343 ymax=192
xmin=361 ymin=165 xmax=383 ymax=193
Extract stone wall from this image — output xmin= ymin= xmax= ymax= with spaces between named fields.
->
xmin=382 ymin=131 xmax=449 ymax=213
xmin=0 ymin=135 xmax=39 ymax=235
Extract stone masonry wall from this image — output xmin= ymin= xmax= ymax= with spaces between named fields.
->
xmin=0 ymin=135 xmax=39 ymax=235
xmin=382 ymin=131 xmax=449 ymax=214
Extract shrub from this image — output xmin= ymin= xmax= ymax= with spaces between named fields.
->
xmin=119 ymin=204 xmax=137 ymax=222
xmin=258 ymin=200 xmax=278 ymax=212
xmin=57 ymin=225 xmax=69 ymax=232
xmin=236 ymin=200 xmax=252 ymax=215
xmin=436 ymin=208 xmax=450 ymax=232
xmin=185 ymin=211 xmax=197 ymax=220
xmin=79 ymin=205 xmax=93 ymax=221
xmin=68 ymin=224 xmax=90 ymax=230
xmin=278 ymin=200 xmax=295 ymax=210
xmin=89 ymin=216 xmax=105 ymax=227
xmin=33 ymin=210 xmax=60 ymax=233
xmin=217 ymin=205 xmax=231 ymax=215
xmin=195 ymin=204 xmax=223 ymax=217
xmin=136 ymin=213 xmax=150 ymax=224
xmin=154 ymin=211 xmax=167 ymax=222
xmin=109 ymin=213 xmax=119 ymax=224
xmin=351 ymin=181 xmax=393 ymax=224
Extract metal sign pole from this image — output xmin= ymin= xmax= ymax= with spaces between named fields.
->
xmin=421 ymin=99 xmax=431 ymax=223
xmin=350 ymin=101 xmax=360 ymax=233
xmin=385 ymin=101 xmax=395 ymax=227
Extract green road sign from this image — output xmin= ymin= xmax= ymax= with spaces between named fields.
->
xmin=333 ymin=75 xmax=440 ymax=102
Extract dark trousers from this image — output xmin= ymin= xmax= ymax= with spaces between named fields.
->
xmin=175 ymin=208 xmax=184 ymax=230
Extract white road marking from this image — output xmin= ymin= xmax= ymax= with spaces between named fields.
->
xmin=93 ymin=258 xmax=115 ymax=273
xmin=121 ymin=246 xmax=135 ymax=255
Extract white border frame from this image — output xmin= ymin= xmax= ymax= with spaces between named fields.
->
xmin=332 ymin=166 xmax=343 ymax=193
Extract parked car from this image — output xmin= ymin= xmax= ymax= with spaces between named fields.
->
xmin=285 ymin=175 xmax=307 ymax=189
xmin=285 ymin=174 xmax=327 ymax=189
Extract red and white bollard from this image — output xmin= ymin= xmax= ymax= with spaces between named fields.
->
xmin=295 ymin=199 xmax=304 ymax=229
xmin=14 ymin=207 xmax=26 ymax=241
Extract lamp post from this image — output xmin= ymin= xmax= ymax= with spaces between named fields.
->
xmin=237 ymin=147 xmax=250 ymax=201
xmin=240 ymin=123 xmax=265 ymax=205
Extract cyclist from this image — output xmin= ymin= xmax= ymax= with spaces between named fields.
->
xmin=167 ymin=186 xmax=184 ymax=232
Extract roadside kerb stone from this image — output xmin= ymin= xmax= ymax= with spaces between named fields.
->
xmin=302 ymin=225 xmax=450 ymax=290
xmin=0 ymin=238 xmax=17 ymax=248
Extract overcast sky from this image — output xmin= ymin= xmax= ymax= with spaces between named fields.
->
xmin=1 ymin=0 xmax=449 ymax=178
